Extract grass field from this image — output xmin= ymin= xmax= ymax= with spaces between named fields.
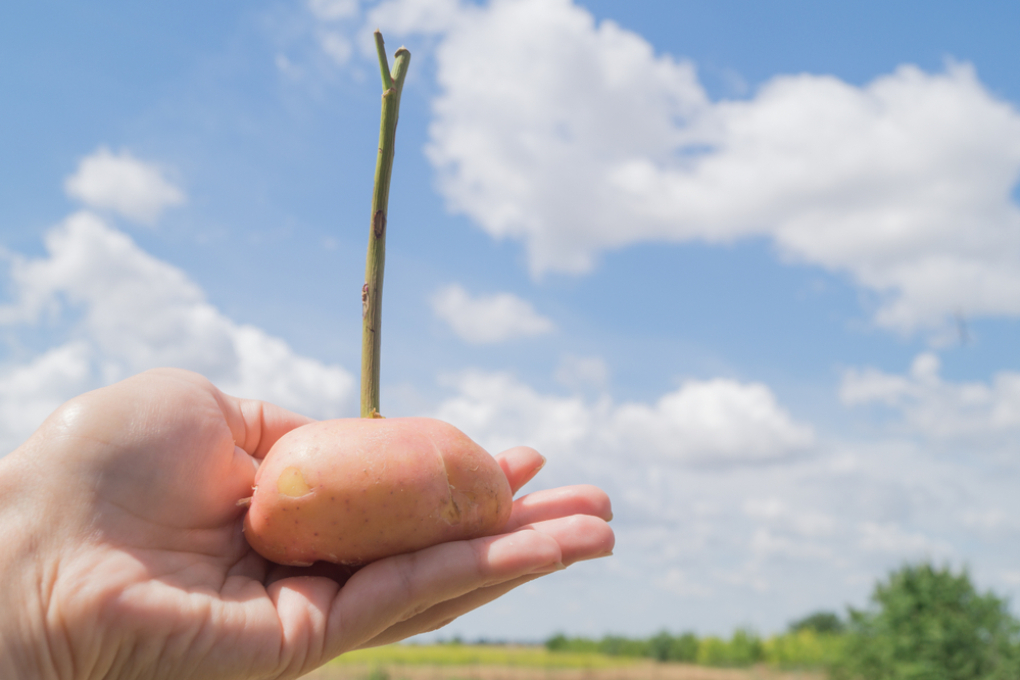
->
xmin=301 ymin=645 xmax=826 ymax=680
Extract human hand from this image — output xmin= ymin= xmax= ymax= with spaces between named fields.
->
xmin=0 ymin=369 xmax=613 ymax=679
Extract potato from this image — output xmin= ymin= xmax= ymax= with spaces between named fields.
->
xmin=243 ymin=417 xmax=513 ymax=566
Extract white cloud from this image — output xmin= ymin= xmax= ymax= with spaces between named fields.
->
xmin=293 ymin=0 xmax=1020 ymax=632
xmin=319 ymin=31 xmax=353 ymax=64
xmin=0 ymin=211 xmax=356 ymax=453
xmin=64 ymin=147 xmax=186 ymax=225
xmin=226 ymin=325 xmax=355 ymax=418
xmin=275 ymin=53 xmax=303 ymax=79
xmin=750 ymin=528 xmax=833 ymax=561
xmin=840 ymin=352 xmax=1020 ymax=439
xmin=366 ymin=0 xmax=463 ymax=37
xmin=425 ymin=366 xmax=1020 ymax=626
xmin=610 ymin=379 xmax=816 ymax=463
xmin=434 ymin=370 xmax=593 ymax=457
xmin=0 ymin=342 xmax=93 ymax=455
xmin=366 ymin=0 xmax=1020 ymax=333
xmin=554 ymin=354 xmax=609 ymax=392
xmin=656 ymin=568 xmax=712 ymax=597
xmin=422 ymin=0 xmax=710 ymax=273
xmin=432 ymin=370 xmax=813 ymax=465
xmin=743 ymin=497 xmax=836 ymax=538
xmin=308 ymin=0 xmax=359 ymax=21
xmin=430 ymin=283 xmax=554 ymax=344
xmin=858 ymin=521 xmax=953 ymax=557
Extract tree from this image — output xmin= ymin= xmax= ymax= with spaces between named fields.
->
xmin=648 ymin=631 xmax=673 ymax=661
xmin=647 ymin=631 xmax=699 ymax=662
xmin=696 ymin=629 xmax=763 ymax=667
xmin=789 ymin=611 xmax=845 ymax=635
xmin=669 ymin=632 xmax=699 ymax=662
xmin=831 ymin=563 xmax=1020 ymax=680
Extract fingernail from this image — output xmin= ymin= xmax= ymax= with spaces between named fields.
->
xmin=578 ymin=550 xmax=614 ymax=562
xmin=531 ymin=561 xmax=565 ymax=575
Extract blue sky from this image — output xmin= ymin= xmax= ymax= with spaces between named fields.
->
xmin=3 ymin=0 xmax=1020 ymax=640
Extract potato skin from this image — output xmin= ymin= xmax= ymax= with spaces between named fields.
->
xmin=243 ymin=417 xmax=512 ymax=566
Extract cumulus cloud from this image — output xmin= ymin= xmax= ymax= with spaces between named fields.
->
xmin=840 ymin=352 xmax=1020 ymax=440
xmin=743 ymin=497 xmax=835 ymax=538
xmin=364 ymin=0 xmax=1020 ymax=333
xmin=308 ymin=0 xmax=359 ymax=21
xmin=432 ymin=370 xmax=813 ymax=465
xmin=609 ymin=379 xmax=815 ymax=463
xmin=554 ymin=354 xmax=609 ymax=392
xmin=0 ymin=212 xmax=355 ymax=453
xmin=0 ymin=343 xmax=94 ymax=454
xmin=858 ymin=521 xmax=953 ymax=557
xmin=291 ymin=0 xmax=1020 ymax=629
xmin=427 ymin=366 xmax=1020 ymax=630
xmin=430 ymin=283 xmax=555 ymax=344
xmin=319 ymin=31 xmax=354 ymax=64
xmin=434 ymin=370 xmax=592 ymax=457
xmin=64 ymin=147 xmax=186 ymax=225
xmin=368 ymin=0 xmax=462 ymax=35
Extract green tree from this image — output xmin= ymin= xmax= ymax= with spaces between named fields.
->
xmin=790 ymin=611 xmax=845 ymax=635
xmin=831 ymin=563 xmax=1020 ymax=680
xmin=648 ymin=631 xmax=674 ymax=661
xmin=669 ymin=632 xmax=699 ymax=662
xmin=543 ymin=633 xmax=598 ymax=654
xmin=597 ymin=634 xmax=647 ymax=657
xmin=765 ymin=629 xmax=845 ymax=669
xmin=646 ymin=631 xmax=699 ymax=662
xmin=696 ymin=629 xmax=763 ymax=667
xmin=544 ymin=633 xmax=569 ymax=652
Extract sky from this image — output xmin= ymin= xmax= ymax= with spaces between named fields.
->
xmin=2 ymin=0 xmax=1020 ymax=641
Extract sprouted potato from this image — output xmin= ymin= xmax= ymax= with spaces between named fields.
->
xmin=243 ymin=418 xmax=512 ymax=566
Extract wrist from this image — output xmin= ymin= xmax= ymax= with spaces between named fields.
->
xmin=0 ymin=445 xmax=61 ymax=678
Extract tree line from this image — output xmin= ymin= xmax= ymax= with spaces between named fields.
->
xmin=545 ymin=563 xmax=1020 ymax=678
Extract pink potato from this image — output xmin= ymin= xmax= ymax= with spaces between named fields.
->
xmin=243 ymin=417 xmax=513 ymax=566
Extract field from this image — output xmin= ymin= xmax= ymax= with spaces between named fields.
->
xmin=301 ymin=645 xmax=825 ymax=680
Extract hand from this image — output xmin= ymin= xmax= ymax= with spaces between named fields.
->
xmin=0 ymin=369 xmax=613 ymax=679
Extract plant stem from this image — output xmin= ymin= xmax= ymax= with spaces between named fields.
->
xmin=361 ymin=31 xmax=410 ymax=418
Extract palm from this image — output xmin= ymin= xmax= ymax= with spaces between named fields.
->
xmin=24 ymin=369 xmax=613 ymax=680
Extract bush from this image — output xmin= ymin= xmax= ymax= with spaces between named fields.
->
xmin=544 ymin=634 xmax=598 ymax=654
xmin=647 ymin=631 xmax=698 ymax=662
xmin=597 ymin=634 xmax=649 ymax=657
xmin=765 ymin=629 xmax=844 ymax=668
xmin=544 ymin=633 xmax=569 ymax=652
xmin=670 ymin=632 xmax=700 ymax=662
xmin=789 ymin=611 xmax=845 ymax=635
xmin=695 ymin=629 xmax=763 ymax=667
xmin=831 ymin=563 xmax=1020 ymax=680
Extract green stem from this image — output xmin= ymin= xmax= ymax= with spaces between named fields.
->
xmin=361 ymin=31 xmax=410 ymax=418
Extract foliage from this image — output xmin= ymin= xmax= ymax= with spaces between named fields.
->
xmin=597 ymin=634 xmax=650 ymax=657
xmin=341 ymin=565 xmax=1020 ymax=677
xmin=546 ymin=630 xmax=699 ymax=663
xmin=830 ymin=562 xmax=1020 ymax=680
xmin=546 ymin=629 xmax=764 ymax=668
xmin=330 ymin=643 xmax=636 ymax=669
xmin=790 ymin=611 xmax=846 ymax=635
xmin=648 ymin=630 xmax=699 ymax=662
xmin=696 ymin=629 xmax=764 ymax=667
xmin=764 ymin=629 xmax=844 ymax=668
